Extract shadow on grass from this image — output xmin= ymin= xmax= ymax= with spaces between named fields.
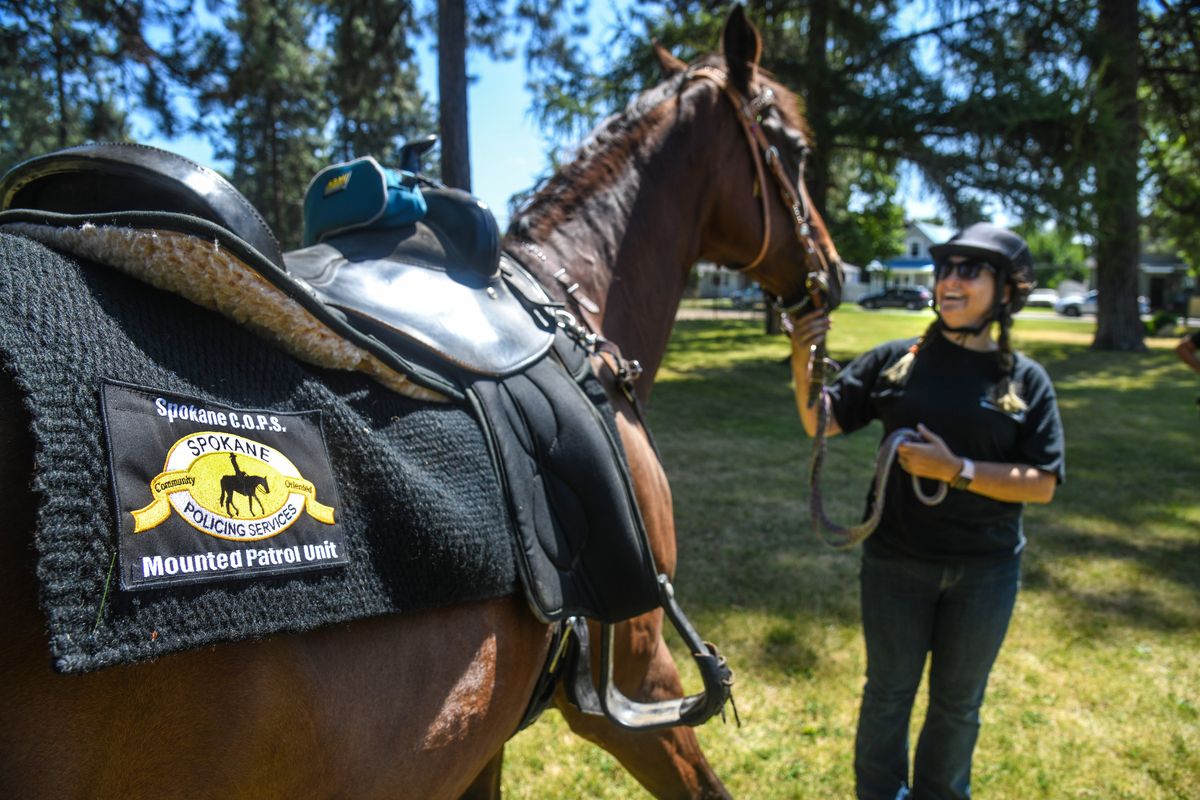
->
xmin=1025 ymin=527 xmax=1200 ymax=634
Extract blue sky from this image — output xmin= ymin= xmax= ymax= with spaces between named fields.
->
xmin=140 ymin=4 xmax=958 ymax=233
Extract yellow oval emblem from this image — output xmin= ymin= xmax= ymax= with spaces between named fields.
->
xmin=188 ymin=452 xmax=287 ymax=520
xmin=131 ymin=431 xmax=335 ymax=541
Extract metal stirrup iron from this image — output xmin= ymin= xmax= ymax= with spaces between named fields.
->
xmin=565 ymin=575 xmax=735 ymax=731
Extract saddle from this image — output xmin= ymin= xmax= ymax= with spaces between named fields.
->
xmin=0 ymin=142 xmax=732 ymax=732
xmin=0 ymin=143 xmax=554 ymax=388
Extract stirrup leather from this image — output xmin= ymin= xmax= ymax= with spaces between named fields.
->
xmin=565 ymin=574 xmax=734 ymax=730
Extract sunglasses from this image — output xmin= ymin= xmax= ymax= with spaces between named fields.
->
xmin=935 ymin=259 xmax=996 ymax=281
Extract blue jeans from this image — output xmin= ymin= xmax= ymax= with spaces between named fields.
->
xmin=854 ymin=551 xmax=1020 ymax=800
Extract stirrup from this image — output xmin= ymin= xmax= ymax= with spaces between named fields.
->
xmin=565 ymin=574 xmax=734 ymax=730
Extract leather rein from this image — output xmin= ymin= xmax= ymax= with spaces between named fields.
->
xmin=808 ymin=390 xmax=947 ymax=550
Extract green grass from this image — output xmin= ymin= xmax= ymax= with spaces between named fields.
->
xmin=503 ymin=306 xmax=1200 ymax=798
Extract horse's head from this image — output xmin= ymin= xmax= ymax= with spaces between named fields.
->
xmin=661 ymin=6 xmax=843 ymax=314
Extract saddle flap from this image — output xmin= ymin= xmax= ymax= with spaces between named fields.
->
xmin=468 ymin=358 xmax=662 ymax=623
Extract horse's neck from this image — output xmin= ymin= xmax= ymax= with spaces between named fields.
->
xmin=513 ymin=91 xmax=729 ymax=391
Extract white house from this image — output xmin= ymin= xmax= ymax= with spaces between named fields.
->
xmin=870 ymin=221 xmax=955 ymax=290
xmin=1132 ymin=256 xmax=1191 ymax=310
xmin=692 ymin=260 xmax=867 ymax=302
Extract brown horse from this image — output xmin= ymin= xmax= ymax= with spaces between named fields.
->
xmin=0 ymin=8 xmax=840 ymax=799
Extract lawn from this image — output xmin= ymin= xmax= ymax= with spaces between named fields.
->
xmin=502 ymin=306 xmax=1199 ymax=799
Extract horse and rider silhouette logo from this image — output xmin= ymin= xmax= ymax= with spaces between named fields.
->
xmin=131 ymin=431 xmax=336 ymax=540
xmin=219 ymin=453 xmax=269 ymax=517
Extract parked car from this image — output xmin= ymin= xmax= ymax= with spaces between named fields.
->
xmin=858 ymin=286 xmax=933 ymax=310
xmin=730 ymin=286 xmax=765 ymax=309
xmin=1024 ymin=288 xmax=1059 ymax=309
xmin=1054 ymin=290 xmax=1150 ymax=317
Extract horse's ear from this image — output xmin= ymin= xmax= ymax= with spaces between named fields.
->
xmin=721 ymin=4 xmax=762 ymax=94
xmin=653 ymin=41 xmax=687 ymax=77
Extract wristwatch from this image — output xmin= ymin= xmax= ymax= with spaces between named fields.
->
xmin=950 ymin=458 xmax=975 ymax=490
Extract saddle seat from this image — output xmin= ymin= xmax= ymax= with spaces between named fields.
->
xmin=0 ymin=142 xmax=554 ymax=383
xmin=283 ymin=187 xmax=554 ymax=377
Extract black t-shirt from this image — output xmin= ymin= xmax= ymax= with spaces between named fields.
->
xmin=1189 ymin=330 xmax=1200 ymax=348
xmin=828 ymin=333 xmax=1065 ymax=564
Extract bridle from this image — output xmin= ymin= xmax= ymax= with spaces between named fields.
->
xmin=688 ymin=65 xmax=833 ymax=314
xmin=686 ymin=68 xmax=951 ymax=548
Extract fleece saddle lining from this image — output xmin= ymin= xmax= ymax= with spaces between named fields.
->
xmin=2 ymin=220 xmax=448 ymax=402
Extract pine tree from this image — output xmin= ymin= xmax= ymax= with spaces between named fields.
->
xmin=192 ymin=0 xmax=330 ymax=248
xmin=0 ymin=0 xmax=145 ymax=172
xmin=1090 ymin=0 xmax=1144 ymax=350
xmin=438 ymin=0 xmax=471 ymax=189
xmin=1140 ymin=1 xmax=1200 ymax=277
xmin=319 ymin=0 xmax=434 ymax=167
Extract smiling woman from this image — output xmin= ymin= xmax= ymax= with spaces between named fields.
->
xmin=787 ymin=222 xmax=1066 ymax=800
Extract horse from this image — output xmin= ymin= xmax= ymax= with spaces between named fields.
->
xmin=220 ymin=454 xmax=271 ymax=517
xmin=0 ymin=8 xmax=840 ymax=798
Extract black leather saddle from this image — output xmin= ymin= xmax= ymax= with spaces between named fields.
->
xmin=0 ymin=142 xmax=286 ymax=266
xmin=284 ymin=187 xmax=553 ymax=377
xmin=0 ymin=142 xmax=554 ymax=391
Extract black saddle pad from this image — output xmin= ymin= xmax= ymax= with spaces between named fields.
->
xmin=0 ymin=232 xmax=518 ymax=672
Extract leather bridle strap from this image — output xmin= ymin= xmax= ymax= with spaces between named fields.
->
xmin=689 ymin=66 xmax=830 ymax=280
xmin=690 ymin=66 xmax=773 ymax=271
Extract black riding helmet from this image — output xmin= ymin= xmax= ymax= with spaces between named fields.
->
xmin=929 ymin=222 xmax=1036 ymax=314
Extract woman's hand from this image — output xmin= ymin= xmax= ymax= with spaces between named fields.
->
xmin=788 ymin=310 xmax=838 ymax=438
xmin=899 ymin=424 xmax=1058 ymax=503
xmin=897 ymin=423 xmax=962 ymax=482
xmin=785 ymin=309 xmax=831 ymax=352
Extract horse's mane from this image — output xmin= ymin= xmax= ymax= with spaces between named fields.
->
xmin=507 ymin=70 xmax=692 ymax=242
xmin=507 ymin=54 xmax=809 ymax=245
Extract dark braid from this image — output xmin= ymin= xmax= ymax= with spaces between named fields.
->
xmin=991 ymin=307 xmax=1027 ymax=413
xmin=881 ymin=317 xmax=942 ymax=386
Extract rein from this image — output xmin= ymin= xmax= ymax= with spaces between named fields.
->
xmin=807 ymin=378 xmax=947 ymax=551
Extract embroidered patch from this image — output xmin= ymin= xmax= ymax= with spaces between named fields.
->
xmin=979 ymin=396 xmax=1027 ymax=423
xmin=323 ymin=171 xmax=351 ymax=196
xmin=102 ymin=381 xmax=348 ymax=590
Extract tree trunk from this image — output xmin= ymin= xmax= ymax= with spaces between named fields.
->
xmin=437 ymin=0 xmax=471 ymax=191
xmin=760 ymin=0 xmax=832 ymax=337
xmin=1091 ymin=0 xmax=1144 ymax=351
xmin=804 ymin=0 xmax=831 ymax=219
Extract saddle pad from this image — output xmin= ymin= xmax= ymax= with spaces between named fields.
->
xmin=0 ymin=232 xmax=518 ymax=673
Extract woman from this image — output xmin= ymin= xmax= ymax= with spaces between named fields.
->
xmin=789 ymin=223 xmax=1065 ymax=800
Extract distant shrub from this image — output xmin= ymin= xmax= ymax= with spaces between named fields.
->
xmin=1146 ymin=309 xmax=1178 ymax=337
